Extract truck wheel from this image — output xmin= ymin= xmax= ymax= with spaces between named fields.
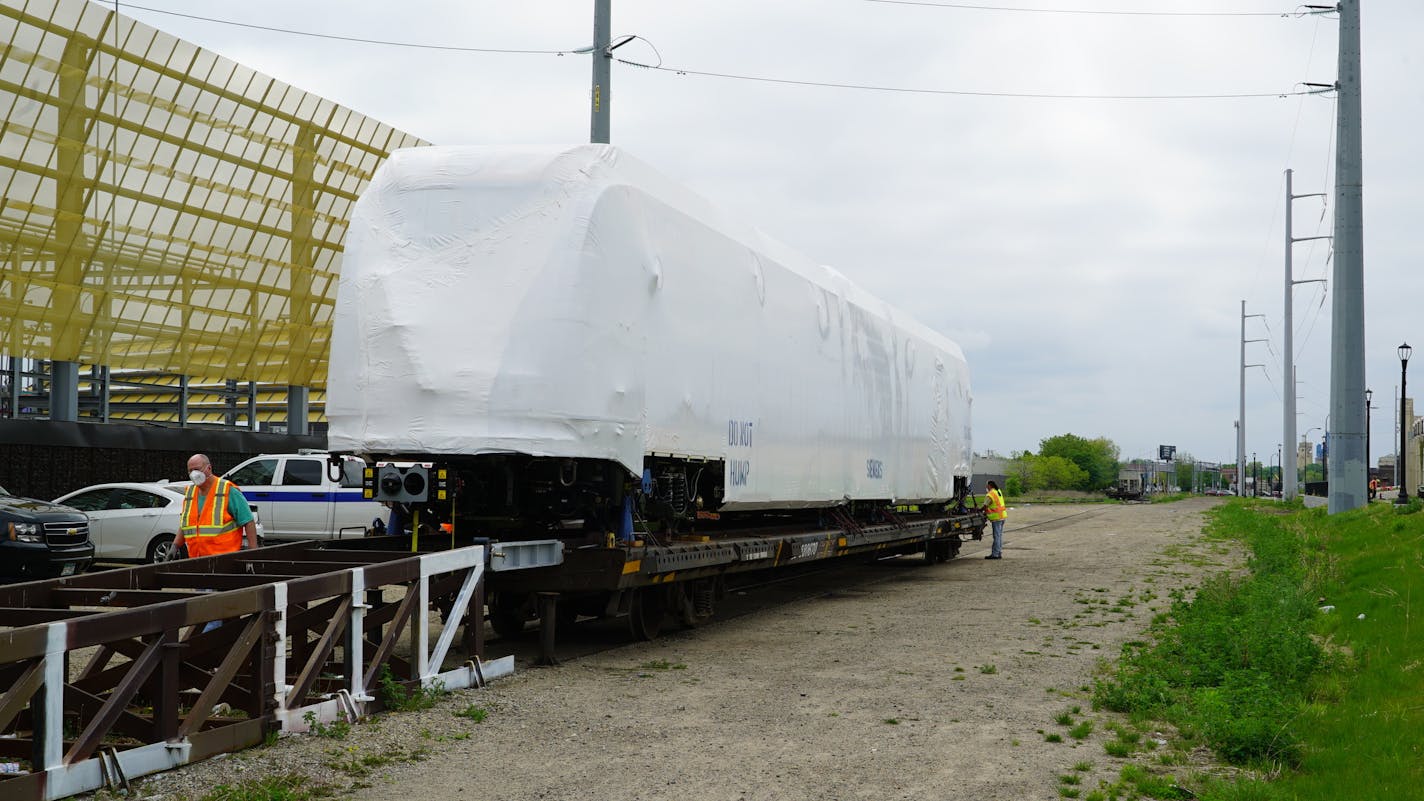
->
xmin=147 ymin=534 xmax=176 ymax=564
xmin=628 ymin=587 xmax=667 ymax=641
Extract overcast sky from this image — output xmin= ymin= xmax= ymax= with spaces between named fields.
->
xmin=115 ymin=0 xmax=1421 ymax=468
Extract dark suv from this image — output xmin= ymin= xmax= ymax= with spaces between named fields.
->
xmin=1 ymin=484 xmax=94 ymax=582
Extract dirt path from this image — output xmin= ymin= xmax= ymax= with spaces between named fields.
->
xmin=136 ymin=497 xmax=1235 ymax=801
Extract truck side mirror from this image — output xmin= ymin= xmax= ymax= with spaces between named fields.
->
xmin=339 ymin=459 xmax=365 ymax=489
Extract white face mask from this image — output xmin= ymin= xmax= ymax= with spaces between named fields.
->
xmin=190 ymin=469 xmax=207 ymax=485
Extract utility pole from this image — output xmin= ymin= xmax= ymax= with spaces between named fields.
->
xmin=1284 ymin=168 xmax=1328 ymax=503
xmin=590 ymin=0 xmax=611 ymax=143
xmin=1328 ymin=0 xmax=1366 ymax=514
xmin=1240 ymin=301 xmax=1267 ymax=497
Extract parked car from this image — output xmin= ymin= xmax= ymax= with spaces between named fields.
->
xmin=223 ymin=452 xmax=384 ymax=541
xmin=1 ymin=484 xmax=94 ymax=581
xmin=53 ymin=482 xmax=265 ymax=563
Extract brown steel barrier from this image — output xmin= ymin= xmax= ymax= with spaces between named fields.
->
xmin=0 ymin=539 xmax=508 ymax=800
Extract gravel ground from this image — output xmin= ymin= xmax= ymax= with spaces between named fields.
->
xmin=120 ymin=497 xmax=1237 ymax=801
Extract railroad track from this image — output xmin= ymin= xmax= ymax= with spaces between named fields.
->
xmin=1008 ymin=507 xmax=1108 ymax=534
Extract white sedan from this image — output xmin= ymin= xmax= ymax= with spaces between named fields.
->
xmin=53 ymin=482 xmax=264 ymax=563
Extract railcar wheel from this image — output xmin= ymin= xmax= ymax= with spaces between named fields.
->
xmin=490 ymin=592 xmax=530 ymax=639
xmin=628 ymin=587 xmax=667 ymax=641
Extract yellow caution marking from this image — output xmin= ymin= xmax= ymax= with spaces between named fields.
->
xmin=622 ymin=560 xmax=641 ymax=575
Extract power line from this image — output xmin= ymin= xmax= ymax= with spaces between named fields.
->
xmin=115 ymin=2 xmax=1333 ymax=102
xmin=115 ymin=3 xmax=575 ymax=55
xmin=616 ymin=58 xmax=1330 ymax=101
xmin=862 ymin=0 xmax=1297 ymax=16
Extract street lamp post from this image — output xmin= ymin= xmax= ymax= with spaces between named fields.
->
xmin=1253 ymin=452 xmax=1259 ymax=497
xmin=1365 ymin=387 xmax=1373 ymax=486
xmin=1398 ymin=344 xmax=1413 ymax=505
xmin=1274 ymin=445 xmax=1282 ymax=496
xmin=1322 ymin=416 xmax=1330 ymax=490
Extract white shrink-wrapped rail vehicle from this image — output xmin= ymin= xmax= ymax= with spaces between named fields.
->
xmin=328 ymin=144 xmax=973 ymax=542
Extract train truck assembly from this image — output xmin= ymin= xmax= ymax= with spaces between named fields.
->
xmin=327 ymin=144 xmax=985 ymax=639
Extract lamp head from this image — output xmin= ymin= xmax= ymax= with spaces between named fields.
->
xmin=1400 ymin=342 xmax=1413 ymax=364
xmin=1366 ymin=388 xmax=1373 ymax=404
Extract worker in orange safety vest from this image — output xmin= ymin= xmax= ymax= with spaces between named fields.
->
xmin=176 ymin=453 xmax=260 ymax=558
xmin=981 ymin=480 xmax=1007 ymax=560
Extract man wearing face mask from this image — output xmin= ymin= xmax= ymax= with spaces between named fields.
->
xmin=175 ymin=453 xmax=260 ymax=559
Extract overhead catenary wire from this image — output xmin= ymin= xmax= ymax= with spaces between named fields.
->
xmin=614 ymin=57 xmax=1330 ymax=101
xmin=861 ymin=0 xmax=1302 ymax=16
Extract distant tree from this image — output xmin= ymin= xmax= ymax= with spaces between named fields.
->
xmin=1039 ymin=434 xmax=1121 ymax=490
xmin=1025 ymin=454 xmax=1090 ymax=491
xmin=1175 ymin=456 xmax=1196 ymax=493
xmin=1004 ymin=474 xmax=1024 ymax=497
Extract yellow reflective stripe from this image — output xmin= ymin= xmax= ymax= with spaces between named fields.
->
xmin=189 ymin=522 xmax=241 ymax=537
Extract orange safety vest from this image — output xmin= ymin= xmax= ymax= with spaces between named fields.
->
xmin=985 ymin=488 xmax=1007 ymax=521
xmin=181 ymin=477 xmax=244 ymax=557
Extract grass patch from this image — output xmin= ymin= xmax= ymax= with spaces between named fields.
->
xmin=325 ymin=745 xmax=430 ymax=779
xmin=453 ymin=704 xmax=488 ymax=723
xmin=1093 ymin=500 xmax=1325 ymax=765
xmin=1103 ymin=739 xmax=1133 ymax=758
xmin=1094 ymin=498 xmax=1424 ymax=800
xmin=1055 ymin=710 xmax=1075 ymax=726
xmin=1045 ymin=733 xmax=1064 ymax=743
xmin=197 ymin=772 xmax=331 ymax=801
xmin=978 ymin=664 xmax=998 ymax=675
xmin=1068 ymin=720 xmax=1094 ymax=740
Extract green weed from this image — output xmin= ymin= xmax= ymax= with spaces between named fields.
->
xmin=301 ymin=711 xmax=350 ymax=740
xmin=454 ymin=704 xmax=488 ymax=723
xmin=377 ymin=666 xmax=444 ymax=712
xmin=1103 ymin=739 xmax=1133 ymax=758
xmin=197 ymin=773 xmax=330 ymax=801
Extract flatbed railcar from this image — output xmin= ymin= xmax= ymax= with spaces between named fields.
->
xmin=478 ymin=505 xmax=986 ymax=641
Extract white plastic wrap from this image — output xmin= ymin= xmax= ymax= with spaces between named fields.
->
xmin=328 ymin=145 xmax=972 ymax=510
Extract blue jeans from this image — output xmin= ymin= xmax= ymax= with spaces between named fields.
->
xmin=990 ymin=519 xmax=1004 ymax=557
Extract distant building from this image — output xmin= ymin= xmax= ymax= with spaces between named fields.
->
xmin=972 ymin=454 xmax=1009 ymax=495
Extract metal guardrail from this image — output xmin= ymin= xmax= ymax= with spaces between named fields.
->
xmin=0 ymin=540 xmax=510 ymax=800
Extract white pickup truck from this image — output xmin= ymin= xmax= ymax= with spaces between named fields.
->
xmin=223 ymin=452 xmax=385 ymax=541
